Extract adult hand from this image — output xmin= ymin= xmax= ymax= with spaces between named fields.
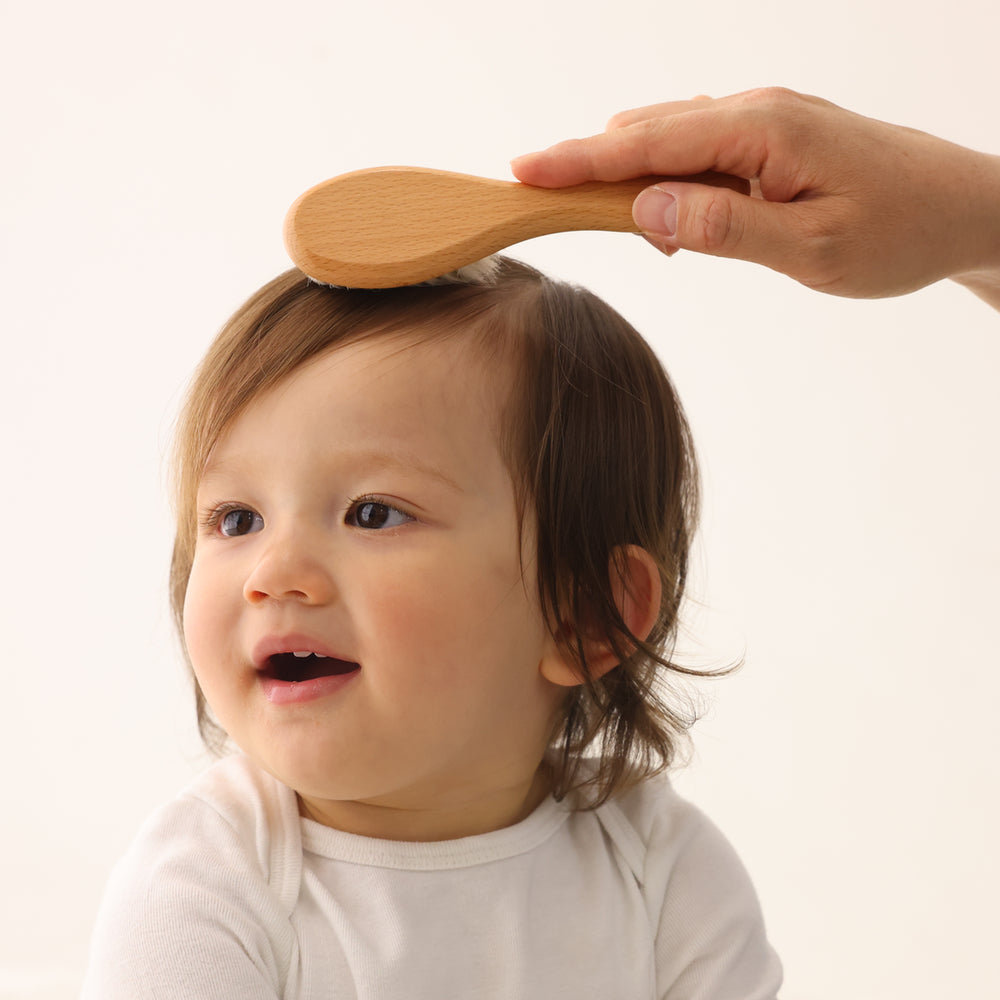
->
xmin=512 ymin=88 xmax=1000 ymax=307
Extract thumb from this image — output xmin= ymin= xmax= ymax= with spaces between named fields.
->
xmin=633 ymin=182 xmax=808 ymax=275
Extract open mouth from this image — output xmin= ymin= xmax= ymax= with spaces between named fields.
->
xmin=263 ymin=653 xmax=360 ymax=683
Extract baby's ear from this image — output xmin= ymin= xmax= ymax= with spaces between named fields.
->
xmin=540 ymin=544 xmax=662 ymax=688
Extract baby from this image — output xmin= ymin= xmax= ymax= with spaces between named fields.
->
xmin=82 ymin=257 xmax=781 ymax=998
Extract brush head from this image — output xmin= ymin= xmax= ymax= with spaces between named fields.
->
xmin=284 ymin=167 xmax=532 ymax=287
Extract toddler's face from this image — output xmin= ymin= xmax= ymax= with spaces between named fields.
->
xmin=183 ymin=333 xmax=566 ymax=838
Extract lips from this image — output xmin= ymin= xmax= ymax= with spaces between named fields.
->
xmin=252 ymin=636 xmax=361 ymax=706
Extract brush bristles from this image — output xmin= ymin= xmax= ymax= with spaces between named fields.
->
xmin=308 ymin=255 xmax=503 ymax=290
xmin=418 ymin=256 xmax=503 ymax=286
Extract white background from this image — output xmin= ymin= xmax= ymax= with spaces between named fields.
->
xmin=2 ymin=1 xmax=997 ymax=997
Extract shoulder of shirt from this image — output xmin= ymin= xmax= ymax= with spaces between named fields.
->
xmin=121 ymin=753 xmax=303 ymax=912
xmin=82 ymin=757 xmax=302 ymax=996
xmin=589 ymin=772 xmax=783 ymax=995
xmin=583 ymin=767 xmax=711 ymax=888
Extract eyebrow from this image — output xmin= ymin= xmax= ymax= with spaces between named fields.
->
xmin=339 ymin=446 xmax=465 ymax=493
xmin=200 ymin=445 xmax=465 ymax=494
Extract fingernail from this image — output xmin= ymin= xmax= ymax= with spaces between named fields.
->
xmin=633 ymin=186 xmax=677 ymax=240
xmin=640 ymin=234 xmax=679 ymax=258
xmin=510 ymin=152 xmax=541 ymax=172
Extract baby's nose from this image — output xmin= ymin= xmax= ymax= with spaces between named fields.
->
xmin=242 ymin=535 xmax=336 ymax=606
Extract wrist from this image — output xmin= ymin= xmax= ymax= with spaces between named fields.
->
xmin=948 ymin=151 xmax=1000 ymax=305
xmin=951 ymin=270 xmax=1000 ymax=310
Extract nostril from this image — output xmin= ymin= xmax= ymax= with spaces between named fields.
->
xmin=243 ymin=584 xmax=310 ymax=605
xmin=243 ymin=586 xmax=271 ymax=605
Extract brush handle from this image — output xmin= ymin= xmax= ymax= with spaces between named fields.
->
xmin=285 ymin=166 xmax=740 ymax=288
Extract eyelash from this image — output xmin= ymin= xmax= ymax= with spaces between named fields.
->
xmin=197 ymin=497 xmax=414 ymax=535
xmin=344 ymin=495 xmax=414 ymax=530
xmin=199 ymin=501 xmax=262 ymax=536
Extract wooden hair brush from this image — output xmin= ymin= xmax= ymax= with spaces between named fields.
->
xmin=283 ymin=166 xmax=745 ymax=288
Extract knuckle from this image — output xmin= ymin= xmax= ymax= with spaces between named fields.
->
xmin=606 ymin=117 xmax=669 ymax=176
xmin=694 ymin=192 xmax=739 ymax=253
xmin=740 ymin=85 xmax=803 ymax=111
xmin=735 ymin=86 xmax=825 ymax=164
xmin=623 ymin=116 xmax=662 ymax=144
xmin=556 ymin=136 xmax=598 ymax=175
xmin=737 ymin=86 xmax=813 ymax=140
xmin=605 ymin=109 xmax=632 ymax=131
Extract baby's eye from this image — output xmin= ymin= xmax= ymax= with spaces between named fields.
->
xmin=217 ymin=507 xmax=264 ymax=537
xmin=346 ymin=499 xmax=413 ymax=530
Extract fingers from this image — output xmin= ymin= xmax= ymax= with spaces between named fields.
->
xmin=606 ymin=95 xmax=714 ymax=131
xmin=512 ymin=88 xmax=828 ymax=192
xmin=510 ymin=136 xmax=613 ymax=188
xmin=512 ymin=98 xmax=714 ymax=187
xmin=511 ymin=119 xmax=684 ymax=186
xmin=513 ymin=100 xmax=783 ymax=189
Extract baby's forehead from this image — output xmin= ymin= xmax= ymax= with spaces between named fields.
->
xmin=311 ymin=322 xmax=516 ymax=416
xmin=204 ymin=327 xmax=514 ymax=479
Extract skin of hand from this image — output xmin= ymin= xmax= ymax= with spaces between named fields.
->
xmin=512 ymin=88 xmax=1000 ymax=306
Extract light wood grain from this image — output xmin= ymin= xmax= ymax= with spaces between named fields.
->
xmin=284 ymin=166 xmax=744 ymax=288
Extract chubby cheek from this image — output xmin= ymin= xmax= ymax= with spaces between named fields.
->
xmin=361 ymin=545 xmax=548 ymax=699
xmin=182 ymin=555 xmax=235 ymax=695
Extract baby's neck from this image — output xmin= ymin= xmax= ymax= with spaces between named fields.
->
xmin=296 ymin=764 xmax=553 ymax=842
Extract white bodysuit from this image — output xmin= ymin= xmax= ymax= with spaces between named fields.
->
xmin=81 ymin=755 xmax=781 ymax=999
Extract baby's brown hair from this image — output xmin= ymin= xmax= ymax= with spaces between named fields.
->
xmin=171 ymin=257 xmax=704 ymax=806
